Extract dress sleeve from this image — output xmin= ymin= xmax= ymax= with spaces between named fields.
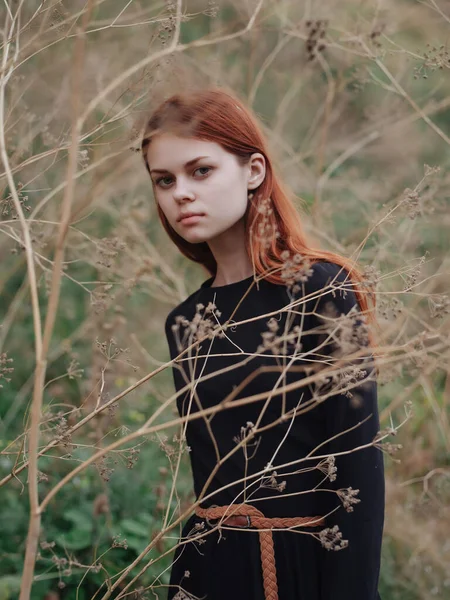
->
xmin=307 ymin=262 xmax=385 ymax=600
xmin=164 ymin=309 xmax=192 ymax=397
xmin=164 ymin=312 xmax=176 ymax=360
xmin=165 ymin=311 xmax=183 ymax=382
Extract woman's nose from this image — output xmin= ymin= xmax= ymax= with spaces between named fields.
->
xmin=173 ymin=177 xmax=195 ymax=202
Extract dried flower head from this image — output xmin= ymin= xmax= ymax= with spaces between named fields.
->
xmin=0 ymin=352 xmax=14 ymax=388
xmin=77 ymin=148 xmax=89 ymax=168
xmin=1 ymin=182 xmax=30 ymax=219
xmin=403 ymin=255 xmax=427 ymax=292
xmin=170 ymin=301 xmax=226 ymax=350
xmin=317 ymin=455 xmax=337 ymax=482
xmin=414 ymin=44 xmax=450 ymax=79
xmin=319 ymin=302 xmax=370 ymax=356
xmin=205 ymin=0 xmax=219 ymax=17
xmin=95 ymin=456 xmax=114 ymax=483
xmin=331 ymin=364 xmax=369 ymax=399
xmin=96 ymin=236 xmax=126 ymax=269
xmin=37 ymin=470 xmax=49 ymax=483
xmin=318 ymin=524 xmax=349 ymax=551
xmin=377 ymin=296 xmax=403 ymax=322
xmin=402 ymin=187 xmax=421 ymax=219
xmin=257 ymin=315 xmax=303 ymax=356
xmin=305 ymin=19 xmax=328 ymax=61
xmin=337 ymin=487 xmax=361 ymax=512
xmin=374 ymin=440 xmax=403 ymax=459
xmin=428 ymin=294 xmax=450 ymax=319
xmin=91 ymin=284 xmax=115 ymax=314
xmin=280 ymin=251 xmax=314 ymax=294
xmin=261 ymin=469 xmax=287 ymax=493
xmin=67 ymin=357 xmax=83 ymax=380
xmin=54 ymin=412 xmax=72 ymax=450
xmin=361 ymin=264 xmax=381 ymax=289
xmin=112 ymin=533 xmax=128 ymax=549
xmin=250 ymin=197 xmax=281 ymax=249
xmin=173 ymin=591 xmax=195 ymax=600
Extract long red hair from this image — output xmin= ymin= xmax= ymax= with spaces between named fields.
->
xmin=140 ymin=87 xmax=379 ymax=348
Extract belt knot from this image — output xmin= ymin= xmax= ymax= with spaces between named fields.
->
xmin=195 ymin=503 xmax=325 ymax=600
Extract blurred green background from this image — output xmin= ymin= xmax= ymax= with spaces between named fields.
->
xmin=1 ymin=1 xmax=449 ymax=598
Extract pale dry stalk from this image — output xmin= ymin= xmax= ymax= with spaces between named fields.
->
xmin=9 ymin=1 xmax=96 ymax=598
xmin=0 ymin=321 xmax=406 ymax=597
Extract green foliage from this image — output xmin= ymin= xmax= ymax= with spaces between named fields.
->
xmin=1 ymin=1 xmax=450 ymax=598
xmin=0 ymin=443 xmax=189 ymax=598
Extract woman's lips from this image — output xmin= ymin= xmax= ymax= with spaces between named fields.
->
xmin=179 ymin=214 xmax=205 ymax=225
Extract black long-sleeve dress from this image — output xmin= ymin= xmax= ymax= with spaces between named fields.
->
xmin=164 ymin=260 xmax=385 ymax=600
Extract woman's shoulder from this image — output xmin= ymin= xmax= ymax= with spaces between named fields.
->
xmin=164 ymin=261 xmax=355 ymax=335
xmin=299 ymin=260 xmax=359 ymax=315
xmin=291 ymin=259 xmax=353 ymax=299
xmin=307 ymin=260 xmax=352 ymax=288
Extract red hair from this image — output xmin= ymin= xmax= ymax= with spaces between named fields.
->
xmin=141 ymin=87 xmax=379 ymax=348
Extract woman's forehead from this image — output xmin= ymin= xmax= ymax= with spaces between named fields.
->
xmin=147 ymin=134 xmax=227 ymax=167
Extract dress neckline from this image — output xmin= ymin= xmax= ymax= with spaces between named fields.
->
xmin=200 ymin=274 xmax=255 ymax=291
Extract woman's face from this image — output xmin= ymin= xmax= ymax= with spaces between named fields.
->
xmin=146 ymin=133 xmax=264 ymax=244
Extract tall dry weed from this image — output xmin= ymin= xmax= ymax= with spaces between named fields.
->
xmin=0 ymin=1 xmax=449 ymax=599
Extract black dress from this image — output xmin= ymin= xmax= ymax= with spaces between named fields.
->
xmin=164 ymin=261 xmax=385 ymax=600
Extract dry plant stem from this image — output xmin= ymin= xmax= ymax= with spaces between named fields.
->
xmin=106 ymin=206 xmax=187 ymax=301
xmin=0 ymin=1 xmax=265 ymax=214
xmin=0 ymin=4 xmax=446 ymax=594
xmin=7 ymin=327 xmax=415 ymax=596
xmin=0 ymin=258 xmax=440 ymax=492
xmin=105 ymin=411 xmax=387 ymax=600
xmin=0 ymin=0 xmax=44 ymax=523
xmin=16 ymin=2 xmax=95 ymax=598
xmin=37 ymin=339 xmax=427 ymax=516
xmin=1 ymin=318 xmax=91 ymax=436
xmin=109 ymin=399 xmax=408 ymax=600
xmin=5 ymin=60 xmax=449 ymax=227
xmin=0 ymin=0 xmax=108 ymax=73
xmin=285 ymin=92 xmax=450 ymax=183
xmin=420 ymin=374 xmax=450 ymax=451
xmin=26 ymin=149 xmax=131 ymax=221
xmin=0 ymin=269 xmax=431 ymax=488
xmin=214 ymin=304 xmax=304 ymax=483
xmin=0 ymin=12 xmax=42 ymax=361
xmin=358 ymin=38 xmax=450 ymax=147
xmin=101 ymin=348 xmax=416 ymax=597
xmin=0 ymin=353 xmax=175 ymax=487
xmin=0 ymin=272 xmax=28 ymax=351
xmin=248 ymin=35 xmax=292 ymax=106
xmin=78 ymin=0 xmax=264 ymax=129
xmin=380 ymin=359 xmax=436 ymax=422
xmin=311 ymin=53 xmax=336 ymax=224
xmin=162 ymin=337 xmax=220 ymax=533
xmin=0 ymin=121 xmax=125 ymax=182
xmin=0 ymin=274 xmax=269 ymax=481
xmin=195 ymin=328 xmax=307 ymax=505
xmin=420 ymin=0 xmax=450 ymax=25
xmin=400 ymin=467 xmax=450 ymax=492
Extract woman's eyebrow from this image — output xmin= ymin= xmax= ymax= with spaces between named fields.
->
xmin=150 ymin=156 xmax=210 ymax=175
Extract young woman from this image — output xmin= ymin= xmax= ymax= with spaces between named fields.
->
xmin=141 ymin=88 xmax=385 ymax=600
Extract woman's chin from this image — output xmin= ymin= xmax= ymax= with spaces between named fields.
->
xmin=180 ymin=230 xmax=211 ymax=244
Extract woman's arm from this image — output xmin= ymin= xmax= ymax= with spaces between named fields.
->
xmin=306 ymin=262 xmax=385 ymax=599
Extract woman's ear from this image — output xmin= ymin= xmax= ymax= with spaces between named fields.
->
xmin=247 ymin=152 xmax=266 ymax=190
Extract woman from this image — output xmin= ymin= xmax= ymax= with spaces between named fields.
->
xmin=141 ymin=88 xmax=385 ymax=600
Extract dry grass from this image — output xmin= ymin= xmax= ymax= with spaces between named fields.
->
xmin=0 ymin=0 xmax=449 ymax=598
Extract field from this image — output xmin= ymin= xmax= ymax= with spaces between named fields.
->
xmin=0 ymin=1 xmax=449 ymax=599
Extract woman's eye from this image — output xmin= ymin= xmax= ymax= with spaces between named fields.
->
xmin=155 ymin=167 xmax=211 ymax=188
xmin=194 ymin=166 xmax=212 ymax=177
xmin=156 ymin=176 xmax=173 ymax=188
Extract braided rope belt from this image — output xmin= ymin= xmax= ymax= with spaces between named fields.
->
xmin=195 ymin=503 xmax=325 ymax=600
